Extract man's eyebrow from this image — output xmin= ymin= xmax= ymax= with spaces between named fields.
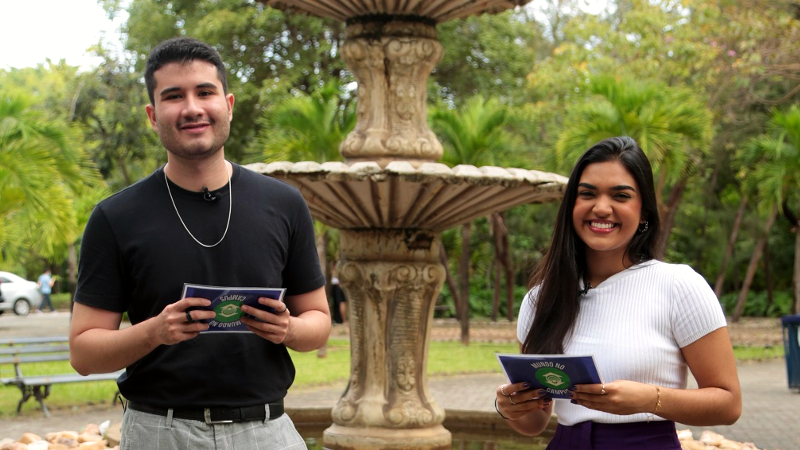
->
xmin=158 ymin=83 xmax=220 ymax=97
xmin=159 ymin=86 xmax=181 ymax=97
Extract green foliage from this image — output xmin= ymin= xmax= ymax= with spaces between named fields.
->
xmin=430 ymin=95 xmax=520 ymax=167
xmin=251 ymin=81 xmax=355 ymax=164
xmin=434 ymin=10 xmax=548 ymax=106
xmin=77 ymin=52 xmax=163 ymax=191
xmin=438 ymin=279 xmax=530 ymax=319
xmin=719 ymin=290 xmax=793 ymax=317
xmin=738 ymin=106 xmax=800 ymax=215
xmin=0 ymin=91 xmax=103 ymax=265
xmin=554 ymin=75 xmax=713 ymax=184
xmin=51 ymin=292 xmax=73 ymax=310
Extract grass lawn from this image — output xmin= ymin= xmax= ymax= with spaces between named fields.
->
xmin=0 ymin=340 xmax=783 ymax=418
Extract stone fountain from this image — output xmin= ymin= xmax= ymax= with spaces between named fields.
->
xmin=247 ymin=1 xmax=568 ymax=448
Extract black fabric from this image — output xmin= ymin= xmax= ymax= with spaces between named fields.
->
xmin=331 ymin=283 xmax=347 ymax=324
xmin=128 ymin=399 xmax=284 ymax=422
xmin=75 ymin=163 xmax=325 ymax=408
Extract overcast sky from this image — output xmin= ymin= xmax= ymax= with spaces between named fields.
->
xmin=0 ymin=0 xmax=123 ymax=70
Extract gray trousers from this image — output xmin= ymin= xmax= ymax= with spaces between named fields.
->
xmin=120 ymin=406 xmax=307 ymax=450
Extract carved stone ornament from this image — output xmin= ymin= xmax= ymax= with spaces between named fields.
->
xmin=339 ymin=18 xmax=444 ymax=166
xmin=324 ymin=229 xmax=450 ymax=449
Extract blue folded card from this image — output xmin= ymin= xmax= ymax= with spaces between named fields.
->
xmin=496 ymin=354 xmax=603 ymax=399
xmin=183 ymin=284 xmax=286 ymax=333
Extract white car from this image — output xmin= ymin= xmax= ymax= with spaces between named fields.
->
xmin=0 ymin=271 xmax=43 ymax=316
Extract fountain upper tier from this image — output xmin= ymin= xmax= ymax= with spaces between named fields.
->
xmin=259 ymin=0 xmax=531 ymax=23
xmin=246 ymin=160 xmax=567 ymax=231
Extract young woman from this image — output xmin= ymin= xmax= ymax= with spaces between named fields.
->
xmin=495 ymin=137 xmax=741 ymax=449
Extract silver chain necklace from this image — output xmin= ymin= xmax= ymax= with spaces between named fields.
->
xmin=164 ymin=163 xmax=232 ymax=248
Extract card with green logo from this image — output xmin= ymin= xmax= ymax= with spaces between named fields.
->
xmin=183 ymin=284 xmax=286 ymax=333
xmin=496 ymin=354 xmax=602 ymax=398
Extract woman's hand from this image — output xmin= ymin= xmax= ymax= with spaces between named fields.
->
xmin=495 ymin=382 xmax=553 ymax=420
xmin=569 ymin=380 xmax=659 ymax=416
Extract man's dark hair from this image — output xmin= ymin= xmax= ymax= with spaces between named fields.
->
xmin=144 ymin=37 xmax=228 ymax=105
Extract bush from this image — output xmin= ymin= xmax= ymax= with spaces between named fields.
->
xmin=51 ymin=293 xmax=72 ymax=311
xmin=437 ymin=282 xmax=530 ymax=319
xmin=719 ymin=290 xmax=793 ymax=317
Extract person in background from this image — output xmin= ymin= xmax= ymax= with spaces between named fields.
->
xmin=37 ymin=269 xmax=56 ymax=312
xmin=69 ymin=37 xmax=330 ymax=450
xmin=331 ymin=265 xmax=347 ymax=324
xmin=495 ymin=137 xmax=741 ymax=449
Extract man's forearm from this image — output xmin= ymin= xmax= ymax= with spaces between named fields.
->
xmin=70 ymin=319 xmax=160 ymax=375
xmin=283 ymin=310 xmax=331 ymax=352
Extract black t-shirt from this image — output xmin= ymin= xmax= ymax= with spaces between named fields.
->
xmin=74 ymin=163 xmax=325 ymax=407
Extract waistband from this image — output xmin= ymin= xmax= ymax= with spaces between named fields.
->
xmin=128 ymin=399 xmax=284 ymax=425
xmin=548 ymin=420 xmax=680 ymax=450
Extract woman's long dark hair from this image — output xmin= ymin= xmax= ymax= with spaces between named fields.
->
xmin=521 ymin=137 xmax=661 ymax=354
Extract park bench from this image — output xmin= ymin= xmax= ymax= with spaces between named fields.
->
xmin=0 ymin=336 xmax=123 ymax=417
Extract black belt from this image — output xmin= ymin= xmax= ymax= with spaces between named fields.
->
xmin=128 ymin=399 xmax=284 ymax=424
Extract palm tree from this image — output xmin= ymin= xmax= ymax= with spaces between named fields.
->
xmin=0 ymin=92 xmax=101 ymax=265
xmin=430 ymin=95 xmax=520 ymax=344
xmin=555 ymin=75 xmax=714 ymax=257
xmin=732 ymin=106 xmax=800 ymax=319
xmin=256 ymin=82 xmax=355 ymax=164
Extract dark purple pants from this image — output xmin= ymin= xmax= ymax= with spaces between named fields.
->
xmin=546 ymin=420 xmax=681 ymax=450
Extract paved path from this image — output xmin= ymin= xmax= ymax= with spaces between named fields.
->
xmin=283 ymin=360 xmax=798 ymax=450
xmin=1 ymin=312 xmax=797 ymax=449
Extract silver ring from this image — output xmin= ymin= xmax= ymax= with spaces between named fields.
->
xmin=600 ymin=384 xmax=606 ymax=395
xmin=277 ymin=305 xmax=288 ymax=314
xmin=509 ymin=396 xmax=517 ymax=405
xmin=185 ymin=311 xmax=194 ymax=323
xmin=501 ymin=385 xmax=509 ymax=397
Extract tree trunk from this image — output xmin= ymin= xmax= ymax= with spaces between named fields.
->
xmin=694 ymin=161 xmax=720 ymax=268
xmin=655 ymin=178 xmax=688 ymax=258
xmin=439 ymin=245 xmax=462 ymax=320
xmin=458 ymin=223 xmax=471 ymax=345
xmin=764 ymin=244 xmax=774 ymax=312
xmin=499 ymin=213 xmax=514 ymax=321
xmin=490 ymin=213 xmax=503 ymax=322
xmin=492 ymin=262 xmax=501 ymax=322
xmin=732 ymin=207 xmax=777 ymax=322
xmin=715 ymin=196 xmax=748 ymax=297
xmin=117 ymin=155 xmax=133 ymax=187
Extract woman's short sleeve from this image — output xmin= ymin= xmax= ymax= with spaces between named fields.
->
xmin=670 ymin=265 xmax=727 ymax=348
xmin=517 ymin=287 xmax=539 ymax=344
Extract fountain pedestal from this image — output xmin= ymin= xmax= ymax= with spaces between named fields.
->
xmin=323 ymin=229 xmax=450 ymax=450
xmin=252 ymin=3 xmax=564 ymax=449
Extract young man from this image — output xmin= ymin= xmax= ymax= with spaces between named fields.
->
xmin=70 ymin=37 xmax=330 ymax=450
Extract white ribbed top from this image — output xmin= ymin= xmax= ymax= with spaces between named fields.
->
xmin=517 ymin=260 xmax=727 ymax=425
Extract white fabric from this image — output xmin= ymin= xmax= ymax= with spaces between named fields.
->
xmin=516 ymin=260 xmax=727 ymax=425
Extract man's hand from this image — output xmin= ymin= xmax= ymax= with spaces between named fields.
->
xmin=240 ymin=297 xmax=290 ymax=344
xmin=150 ymin=297 xmax=215 ymax=346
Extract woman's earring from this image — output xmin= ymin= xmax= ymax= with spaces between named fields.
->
xmin=638 ymin=221 xmax=649 ymax=233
